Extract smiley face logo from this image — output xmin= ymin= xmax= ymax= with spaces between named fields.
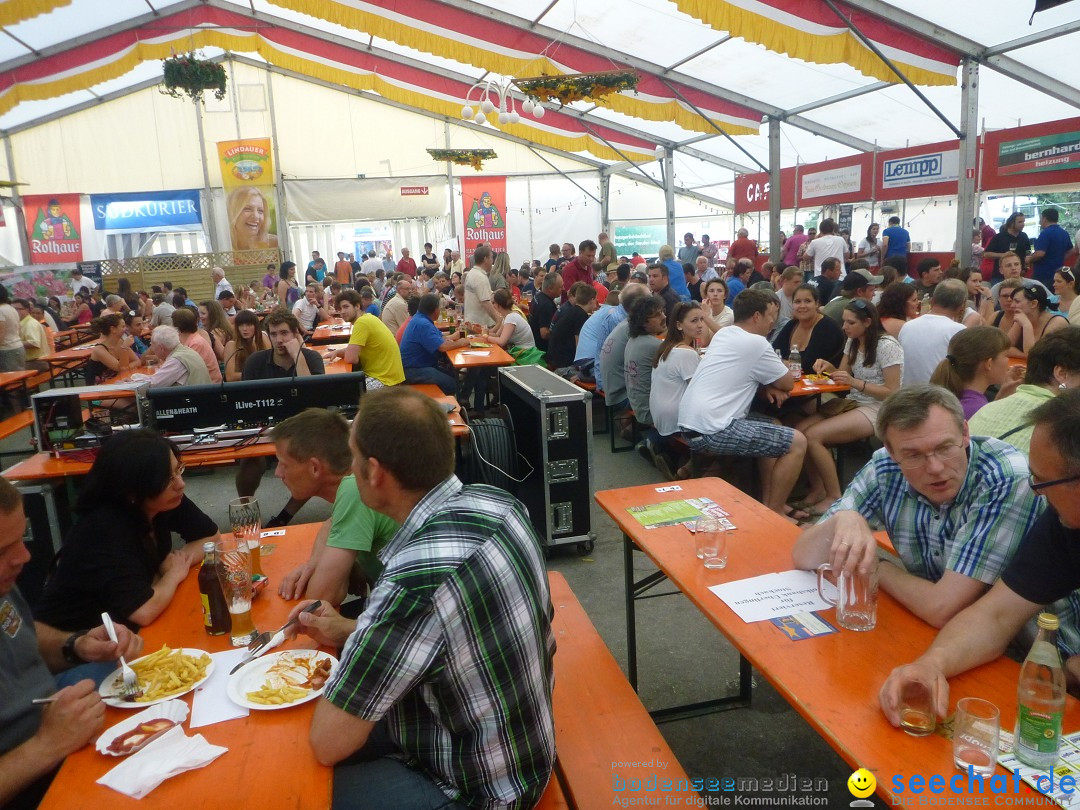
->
xmin=848 ymin=768 xmax=876 ymax=799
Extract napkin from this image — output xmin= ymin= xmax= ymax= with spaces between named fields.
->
xmin=97 ymin=726 xmax=227 ymax=799
xmin=190 ymin=649 xmax=250 ymax=728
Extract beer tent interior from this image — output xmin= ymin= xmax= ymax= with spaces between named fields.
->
xmin=0 ymin=0 xmax=1079 ymax=269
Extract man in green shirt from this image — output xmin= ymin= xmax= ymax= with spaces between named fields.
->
xmin=273 ymin=409 xmax=398 ymax=608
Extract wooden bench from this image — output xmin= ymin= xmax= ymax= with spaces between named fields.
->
xmin=669 ymin=435 xmax=761 ymax=500
xmin=548 ymin=571 xmax=698 ymax=807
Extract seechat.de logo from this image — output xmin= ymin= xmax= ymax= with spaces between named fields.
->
xmin=848 ymin=768 xmax=876 ymax=807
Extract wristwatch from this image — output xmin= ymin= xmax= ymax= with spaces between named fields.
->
xmin=61 ymin=629 xmax=90 ymax=665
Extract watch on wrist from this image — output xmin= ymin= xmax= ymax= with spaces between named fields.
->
xmin=61 ymin=630 xmax=90 ymax=665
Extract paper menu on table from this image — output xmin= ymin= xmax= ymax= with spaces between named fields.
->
xmin=627 ymin=497 xmax=729 ymax=529
xmin=998 ymin=732 xmax=1080 ymax=809
xmin=189 ymin=648 xmax=249 ymax=728
xmin=709 ymin=570 xmax=835 ymax=623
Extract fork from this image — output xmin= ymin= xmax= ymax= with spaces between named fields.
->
xmin=101 ymin=612 xmax=139 ymax=697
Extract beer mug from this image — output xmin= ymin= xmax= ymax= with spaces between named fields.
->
xmin=816 ymin=563 xmax=877 ymax=631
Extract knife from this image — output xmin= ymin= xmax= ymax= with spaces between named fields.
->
xmin=229 ymin=601 xmax=322 ymax=675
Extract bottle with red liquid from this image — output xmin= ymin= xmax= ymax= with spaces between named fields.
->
xmin=198 ymin=541 xmax=231 ymax=636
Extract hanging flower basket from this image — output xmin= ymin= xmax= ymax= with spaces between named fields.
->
xmin=161 ymin=54 xmax=227 ymax=104
xmin=515 ymin=69 xmax=639 ymax=106
xmin=427 ymin=148 xmax=497 ymax=171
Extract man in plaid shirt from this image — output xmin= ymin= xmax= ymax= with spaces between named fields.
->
xmin=287 ymin=387 xmax=555 ymax=809
xmin=793 ymin=384 xmax=1043 ymax=629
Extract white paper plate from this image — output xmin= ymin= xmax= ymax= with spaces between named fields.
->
xmin=95 ymin=699 xmax=189 ymax=756
xmin=98 ymin=648 xmax=214 ymax=708
xmin=226 ymin=650 xmax=337 ymax=711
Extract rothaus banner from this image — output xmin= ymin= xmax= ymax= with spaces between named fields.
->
xmin=460 ymin=176 xmax=507 ymax=254
xmin=90 ymin=190 xmax=202 ymax=233
xmin=24 ymin=194 xmax=83 ymax=264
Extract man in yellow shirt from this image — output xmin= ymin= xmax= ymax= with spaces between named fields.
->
xmin=326 ymin=290 xmax=404 ymax=390
xmin=12 ymin=299 xmax=47 ymax=371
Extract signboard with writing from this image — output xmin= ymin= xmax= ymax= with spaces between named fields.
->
xmin=216 ymin=138 xmax=278 ymax=255
xmin=90 ymin=190 xmax=202 ymax=233
xmin=24 ymin=194 xmax=83 ymax=264
xmin=837 ymin=205 xmax=853 ymax=235
xmin=800 ymin=165 xmax=862 ymax=200
xmin=460 ymin=176 xmax=507 ymax=253
xmin=880 ymin=150 xmax=959 ymax=189
xmin=613 ymin=223 xmax=667 ymax=256
xmin=998 ymin=130 xmax=1080 ymax=176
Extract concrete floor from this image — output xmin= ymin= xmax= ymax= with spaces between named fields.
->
xmin=2 ymin=416 xmax=862 ymax=807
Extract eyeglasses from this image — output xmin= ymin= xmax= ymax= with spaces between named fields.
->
xmin=1028 ymin=472 xmax=1080 ymax=493
xmin=894 ymin=442 xmax=964 ymax=470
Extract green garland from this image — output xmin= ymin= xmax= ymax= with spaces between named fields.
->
xmin=161 ymin=54 xmax=227 ymax=104
xmin=516 ymin=70 xmax=639 ymax=106
xmin=427 ymin=148 xmax=497 ymax=170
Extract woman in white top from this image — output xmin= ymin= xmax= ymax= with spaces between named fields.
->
xmin=700 ymin=278 xmax=733 ymax=345
xmin=487 ymin=288 xmax=535 ymax=351
xmin=0 ymin=285 xmax=25 ymax=371
xmin=795 ymin=299 xmax=903 ymax=515
xmin=649 ymin=301 xmax=708 ymax=479
xmin=856 ymin=223 xmax=881 ymax=269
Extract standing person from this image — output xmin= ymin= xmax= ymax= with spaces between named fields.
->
xmin=804 ymin=218 xmax=850 ymax=276
xmin=796 ymin=300 xmax=904 ymax=515
xmin=464 ymin=245 xmax=501 ymax=332
xmin=400 ymin=293 xmax=468 ymax=394
xmin=881 ymin=215 xmax=911 ymax=265
xmin=489 ymin=252 xmax=512 ymax=293
xmin=211 ymin=267 xmax=233 ymax=299
xmin=1054 ymin=265 xmax=1080 ymax=325
xmin=396 ymin=248 xmax=417 ymax=279
xmin=349 ymin=253 xmax=362 ymax=281
xmin=442 ymin=248 xmax=453 ymax=273
xmin=700 ymin=234 xmax=719 ymax=272
xmin=1028 ymin=208 xmax=1073 ymax=287
xmin=930 ymin=326 xmax=1020 ymax=420
xmin=262 ymin=262 xmax=278 ymax=291
xmin=657 ymin=245 xmax=692 ymax=301
xmin=982 ymin=213 xmax=1030 ymax=284
xmin=277 ymin=262 xmax=300 ymax=309
xmin=325 ymin=290 xmax=403 ymax=391
xmin=12 ymin=299 xmax=47 ymax=372
xmin=898 ymin=279 xmax=968 ymax=384
xmin=677 ymin=232 xmax=699 ymax=264
xmin=333 ymin=252 xmax=352 ymax=285
xmin=307 ymin=251 xmax=324 ymax=282
xmin=543 ymin=244 xmax=561 ymax=272
xmin=857 ymin=223 xmax=882 ymax=269
xmin=419 ymin=243 xmax=440 ymax=276
xmin=677 ymin=288 xmax=809 ymax=520
xmin=599 ymin=232 xmax=619 ymax=272
xmin=558 ymin=240 xmax=597 ymax=296
xmin=728 ymin=228 xmax=757 ymax=264
xmin=69 ymin=267 xmax=97 ymax=297
xmin=361 ymin=251 xmax=383 ymax=280
xmin=649 ymin=301 xmax=708 ymax=479
xmin=223 ymin=309 xmax=271 ymax=382
xmin=783 ymin=225 xmax=809 ymax=267
xmin=0 ymin=286 xmax=25 ymax=372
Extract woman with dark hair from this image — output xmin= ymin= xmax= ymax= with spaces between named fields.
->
xmin=624 ymin=295 xmax=668 ymax=461
xmin=223 ymin=309 xmax=271 ymax=381
xmin=794 ymin=299 xmax=903 ymax=515
xmin=72 ymin=291 xmax=93 ymax=325
xmin=277 ymin=261 xmax=299 ymax=309
xmin=33 ymin=430 xmax=217 ymax=631
xmin=930 ymin=326 xmax=1019 ymax=419
xmin=856 ymin=223 xmax=881 ymax=269
xmin=1054 ymin=265 xmax=1080 ymax=324
xmin=877 ymin=281 xmax=919 ymax=338
xmin=115 ymin=276 xmax=140 ymax=313
xmin=122 ymin=310 xmax=150 ymax=356
xmin=1011 ymin=283 xmax=1068 ymax=353
xmin=700 ymin=278 xmax=732 ymax=341
xmin=199 ymin=299 xmax=235 ymax=362
xmin=87 ymin=313 xmax=140 ymax=384
xmin=945 ymin=266 xmax=995 ymax=326
xmin=771 ymin=283 xmax=844 ymax=374
xmin=648 ymin=301 xmax=707 ymax=479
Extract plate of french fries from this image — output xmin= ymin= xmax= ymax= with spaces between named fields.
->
xmin=97 ymin=645 xmax=213 ymax=708
xmin=226 ymin=650 xmax=337 ymax=710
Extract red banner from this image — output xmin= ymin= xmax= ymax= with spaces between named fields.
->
xmin=24 ymin=193 xmax=83 ymax=264
xmin=460 ymin=176 xmax=507 ymax=254
xmin=982 ymin=116 xmax=1080 ymax=191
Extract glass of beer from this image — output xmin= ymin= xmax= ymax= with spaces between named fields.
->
xmin=215 ymin=538 xmax=257 ymax=646
xmin=228 ymin=496 xmax=262 ymax=577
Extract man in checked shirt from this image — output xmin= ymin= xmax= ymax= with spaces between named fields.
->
xmin=285 ymin=387 xmax=555 ymax=809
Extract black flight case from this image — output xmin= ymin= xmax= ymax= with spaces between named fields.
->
xmin=498 ymin=366 xmax=595 ymax=555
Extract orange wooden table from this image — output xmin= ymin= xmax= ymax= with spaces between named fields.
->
xmin=309 ymin=323 xmax=353 ymax=345
xmin=790 ymin=376 xmax=851 ymax=398
xmin=445 ymin=343 xmax=515 ymax=369
xmin=40 ymin=344 xmax=98 ymax=384
xmin=39 ymin=522 xmax=332 ymax=810
xmin=596 ymin=477 xmax=1070 ymax=805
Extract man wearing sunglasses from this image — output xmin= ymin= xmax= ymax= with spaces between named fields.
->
xmin=793 ymin=385 xmax=1041 ymax=630
xmin=879 ymin=390 xmax=1080 ymax=724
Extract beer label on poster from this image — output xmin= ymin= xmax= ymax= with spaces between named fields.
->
xmin=800 ymin=165 xmax=862 ymax=200
xmin=91 ymin=190 xmax=202 ymax=233
xmin=998 ymin=130 xmax=1080 ymax=176
xmin=460 ymin=176 xmax=507 ymax=253
xmin=24 ymin=194 xmax=83 ymax=264
xmin=881 ymin=150 xmax=959 ymax=189
xmin=217 ymin=138 xmax=279 ymax=257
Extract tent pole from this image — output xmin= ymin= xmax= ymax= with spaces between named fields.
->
xmin=663 ymin=147 xmax=676 ymax=250
xmin=193 ymin=102 xmax=219 ymax=251
xmin=227 ymin=57 xmax=241 ymax=139
xmin=3 ymin=134 xmax=29 ymax=264
xmin=443 ymin=122 xmax=457 ymax=249
xmin=265 ymin=64 xmax=289 ymax=262
xmin=600 ymin=173 xmax=610 ymax=235
xmin=955 ymin=58 xmax=979 ymax=268
xmin=768 ymin=117 xmax=781 ymax=264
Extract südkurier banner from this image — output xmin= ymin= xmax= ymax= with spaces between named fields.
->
xmin=90 ymin=190 xmax=202 ymax=234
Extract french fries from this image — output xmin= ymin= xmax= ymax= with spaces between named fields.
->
xmin=245 ymin=684 xmax=309 ymax=705
xmin=127 ymin=645 xmax=211 ymax=702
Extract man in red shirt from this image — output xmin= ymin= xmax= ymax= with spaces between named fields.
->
xmin=728 ymin=228 xmax=758 ymax=263
xmin=559 ymin=239 xmax=596 ymax=301
xmin=396 ymin=247 xmax=418 ymax=278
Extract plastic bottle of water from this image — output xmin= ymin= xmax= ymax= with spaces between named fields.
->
xmin=788 ymin=345 xmax=802 ymax=379
xmin=1015 ymin=612 xmax=1066 ymax=769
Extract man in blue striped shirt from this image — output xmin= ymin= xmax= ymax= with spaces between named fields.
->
xmin=793 ymin=385 xmax=1043 ymax=629
xmin=285 ymin=387 xmax=555 ymax=809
